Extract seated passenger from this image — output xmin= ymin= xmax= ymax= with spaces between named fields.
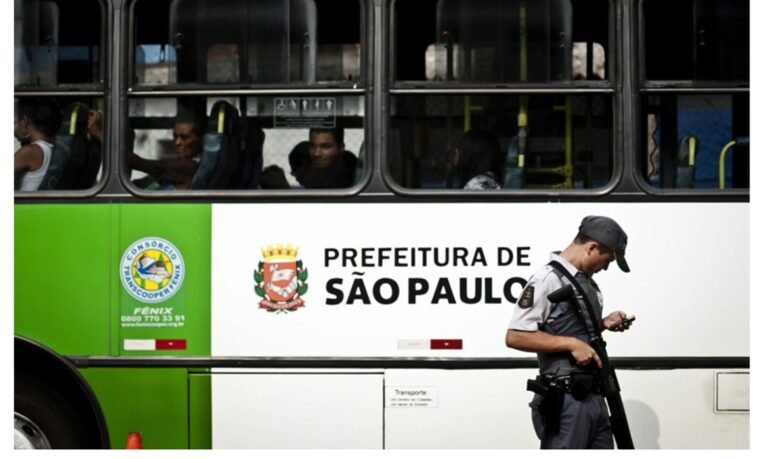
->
xmin=304 ymin=127 xmax=357 ymax=188
xmin=260 ymin=165 xmax=290 ymax=189
xmin=130 ymin=111 xmax=204 ymax=190
xmin=453 ymin=128 xmax=503 ymax=190
xmin=14 ymin=98 xmax=63 ymax=191
xmin=88 ymin=109 xmax=103 ymax=144
xmin=288 ymin=140 xmax=311 ymax=188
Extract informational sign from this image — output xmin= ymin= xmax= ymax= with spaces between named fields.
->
xmin=274 ymin=97 xmax=336 ymax=128
xmin=386 ymin=387 xmax=439 ymax=408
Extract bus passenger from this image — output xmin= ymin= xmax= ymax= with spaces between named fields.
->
xmin=130 ymin=111 xmax=204 ymax=190
xmin=305 ymin=127 xmax=357 ymax=188
xmin=287 ymin=141 xmax=311 ymax=188
xmin=506 ymin=216 xmax=633 ymax=449
xmin=87 ymin=110 xmax=105 ymax=181
xmin=14 ymin=98 xmax=63 ymax=191
xmin=453 ymin=129 xmax=503 ymax=190
xmin=260 ymin=165 xmax=290 ymax=189
xmin=88 ymin=109 xmax=104 ymax=144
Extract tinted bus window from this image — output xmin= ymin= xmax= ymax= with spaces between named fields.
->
xmin=15 ymin=0 xmax=103 ymax=87
xmin=388 ymin=94 xmax=613 ymax=189
xmin=133 ymin=0 xmax=362 ymax=85
xmin=14 ymin=0 xmax=105 ymax=192
xmin=643 ymin=0 xmax=748 ymax=81
xmin=639 ymin=0 xmax=749 ymax=191
xmin=394 ymin=0 xmax=609 ymax=83
xmin=640 ymin=93 xmax=749 ymax=189
xmin=128 ymin=96 xmax=364 ymax=190
xmin=130 ymin=0 xmax=366 ymax=191
xmin=14 ymin=96 xmax=105 ymax=191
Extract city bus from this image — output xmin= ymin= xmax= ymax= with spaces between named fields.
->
xmin=14 ymin=0 xmax=749 ymax=449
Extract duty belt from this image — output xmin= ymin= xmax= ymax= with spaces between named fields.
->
xmin=535 ymin=373 xmax=601 ymax=397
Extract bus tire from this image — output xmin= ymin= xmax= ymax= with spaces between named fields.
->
xmin=14 ymin=337 xmax=109 ymax=449
xmin=14 ymin=371 xmax=92 ymax=448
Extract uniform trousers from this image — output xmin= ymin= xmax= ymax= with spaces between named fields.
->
xmin=530 ymin=391 xmax=614 ymax=449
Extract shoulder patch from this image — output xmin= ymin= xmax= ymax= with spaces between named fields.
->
xmin=518 ymin=285 xmax=535 ymax=309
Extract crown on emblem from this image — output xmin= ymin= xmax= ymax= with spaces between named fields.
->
xmin=261 ymin=244 xmax=300 ymax=261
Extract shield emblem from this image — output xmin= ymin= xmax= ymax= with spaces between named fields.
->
xmin=263 ymin=261 xmax=298 ymax=303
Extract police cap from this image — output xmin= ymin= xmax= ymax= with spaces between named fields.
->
xmin=579 ymin=215 xmax=630 ymax=273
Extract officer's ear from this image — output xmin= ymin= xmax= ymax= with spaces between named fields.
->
xmin=586 ymin=241 xmax=600 ymax=255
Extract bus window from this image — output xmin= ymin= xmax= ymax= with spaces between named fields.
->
xmin=130 ymin=0 xmax=366 ymax=192
xmin=643 ymin=0 xmax=748 ymax=82
xmin=639 ymin=0 xmax=748 ymax=191
xmin=14 ymin=96 xmax=105 ymax=192
xmin=128 ymin=96 xmax=364 ymax=190
xmin=395 ymin=0 xmax=609 ymax=83
xmin=133 ymin=0 xmax=361 ymax=85
xmin=388 ymin=94 xmax=613 ymax=190
xmin=14 ymin=0 xmax=105 ymax=193
xmin=640 ymin=93 xmax=749 ymax=190
xmin=14 ymin=0 xmax=103 ymax=87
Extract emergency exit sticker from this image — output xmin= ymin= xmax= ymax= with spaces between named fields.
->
xmin=386 ymin=387 xmax=438 ymax=408
xmin=274 ymin=97 xmax=336 ymax=128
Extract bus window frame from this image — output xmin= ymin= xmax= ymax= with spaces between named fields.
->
xmin=633 ymin=0 xmax=749 ymax=197
xmin=382 ymin=0 xmax=622 ymax=198
xmin=13 ymin=0 xmax=110 ymax=200
xmin=121 ymin=0 xmax=373 ymax=199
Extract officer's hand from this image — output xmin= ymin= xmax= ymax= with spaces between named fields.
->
xmin=569 ymin=338 xmax=602 ymax=368
xmin=603 ymin=311 xmax=632 ymax=332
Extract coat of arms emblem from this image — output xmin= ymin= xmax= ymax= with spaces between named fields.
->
xmin=254 ymin=244 xmax=308 ymax=313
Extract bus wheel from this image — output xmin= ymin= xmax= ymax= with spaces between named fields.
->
xmin=15 ymin=412 xmax=51 ymax=449
xmin=14 ymin=372 xmax=92 ymax=449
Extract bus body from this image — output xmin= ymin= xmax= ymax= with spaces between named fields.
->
xmin=14 ymin=0 xmax=749 ymax=449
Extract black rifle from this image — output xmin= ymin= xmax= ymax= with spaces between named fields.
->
xmin=547 ymin=261 xmax=635 ymax=449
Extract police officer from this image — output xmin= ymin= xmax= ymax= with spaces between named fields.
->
xmin=506 ymin=216 xmax=633 ymax=449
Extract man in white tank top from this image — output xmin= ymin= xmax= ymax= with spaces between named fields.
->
xmin=14 ymin=98 xmax=62 ymax=191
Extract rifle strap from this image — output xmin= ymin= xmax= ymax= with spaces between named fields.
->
xmin=548 ymin=260 xmax=603 ymax=338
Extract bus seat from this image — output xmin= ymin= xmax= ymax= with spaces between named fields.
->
xmin=38 ymin=138 xmax=71 ymax=191
xmin=675 ymin=135 xmax=697 ymax=188
xmin=77 ymin=126 xmax=103 ymax=189
xmin=354 ymin=142 xmax=364 ymax=185
xmin=189 ymin=133 xmax=221 ymax=190
xmin=503 ymin=135 xmax=525 ymax=188
xmin=237 ymin=118 xmax=265 ymax=189
xmin=39 ymin=102 xmax=87 ymax=190
xmin=191 ymin=100 xmax=240 ymax=189
xmin=54 ymin=103 xmax=98 ymax=189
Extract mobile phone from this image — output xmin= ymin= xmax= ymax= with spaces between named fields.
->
xmin=609 ymin=315 xmax=635 ymax=331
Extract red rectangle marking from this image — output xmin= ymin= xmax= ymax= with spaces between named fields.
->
xmin=430 ymin=339 xmax=463 ymax=350
xmin=156 ymin=339 xmax=187 ymax=350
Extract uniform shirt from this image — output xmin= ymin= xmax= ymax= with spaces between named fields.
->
xmin=508 ymin=252 xmax=605 ymax=374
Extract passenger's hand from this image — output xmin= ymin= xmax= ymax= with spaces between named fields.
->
xmin=570 ymin=338 xmax=602 ymax=368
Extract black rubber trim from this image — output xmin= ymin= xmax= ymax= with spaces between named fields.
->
xmin=68 ymin=356 xmax=749 ymax=370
